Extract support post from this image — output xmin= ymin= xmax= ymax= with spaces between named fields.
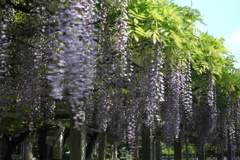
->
xmin=217 ymin=142 xmax=223 ymax=160
xmin=197 ymin=144 xmax=205 ymax=160
xmin=111 ymin=144 xmax=118 ymax=159
xmin=227 ymin=140 xmax=233 ymax=160
xmin=70 ymin=112 xmax=86 ymax=160
xmin=152 ymin=141 xmax=156 ymax=160
xmin=141 ymin=125 xmax=152 ymax=160
xmin=23 ymin=137 xmax=34 ymax=160
xmin=185 ymin=139 xmax=189 ymax=160
xmin=99 ymin=132 xmax=107 ymax=160
xmin=156 ymin=140 xmax=162 ymax=160
xmin=174 ymin=137 xmax=182 ymax=160
xmin=53 ymin=126 xmax=65 ymax=160
xmin=0 ymin=139 xmax=7 ymax=160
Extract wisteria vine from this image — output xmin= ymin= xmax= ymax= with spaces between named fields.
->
xmin=48 ymin=0 xmax=98 ymax=128
xmin=162 ymin=60 xmax=181 ymax=146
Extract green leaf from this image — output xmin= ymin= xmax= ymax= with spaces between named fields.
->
xmin=134 ymin=18 xmax=139 ymax=25
xmin=171 ymin=31 xmax=182 ymax=48
xmin=133 ymin=34 xmax=139 ymax=42
xmin=146 ymin=30 xmax=153 ymax=37
xmin=127 ymin=29 xmax=133 ymax=35
xmin=152 ymin=32 xmax=160 ymax=44
xmin=150 ymin=9 xmax=164 ymax=21
xmin=135 ymin=27 xmax=146 ymax=37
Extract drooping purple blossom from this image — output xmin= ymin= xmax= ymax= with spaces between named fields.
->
xmin=126 ymin=62 xmax=141 ymax=157
xmin=161 ymin=60 xmax=181 ymax=146
xmin=192 ymin=71 xmax=217 ymax=146
xmin=139 ymin=45 xmax=164 ymax=129
xmin=47 ymin=0 xmax=98 ymax=128
xmin=95 ymin=0 xmax=130 ymax=137
xmin=179 ymin=58 xmax=193 ymax=121
xmin=0 ymin=5 xmax=10 ymax=79
xmin=0 ymin=4 xmax=12 ymax=125
xmin=114 ymin=0 xmax=128 ymax=78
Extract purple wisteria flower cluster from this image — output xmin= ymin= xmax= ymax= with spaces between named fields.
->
xmin=0 ymin=6 xmax=10 ymax=79
xmin=47 ymin=0 xmax=98 ymax=129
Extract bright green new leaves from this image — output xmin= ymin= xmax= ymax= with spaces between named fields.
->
xmin=191 ymin=32 xmax=229 ymax=77
xmin=127 ymin=0 xmax=202 ymax=50
xmin=127 ymin=0 xmax=167 ymax=44
xmin=126 ymin=0 xmax=238 ymax=73
xmin=216 ymin=61 xmax=240 ymax=99
xmin=126 ymin=0 xmax=208 ymax=71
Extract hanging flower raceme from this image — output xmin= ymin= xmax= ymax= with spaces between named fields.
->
xmin=234 ymin=99 xmax=240 ymax=146
xmin=179 ymin=59 xmax=193 ymax=121
xmin=0 ymin=4 xmax=12 ymax=124
xmin=226 ymin=96 xmax=237 ymax=153
xmin=47 ymin=0 xmax=98 ymax=128
xmin=206 ymin=72 xmax=217 ymax=133
xmin=162 ymin=61 xmax=181 ymax=146
xmin=0 ymin=5 xmax=10 ymax=78
xmin=114 ymin=0 xmax=128 ymax=77
xmin=110 ymin=0 xmax=130 ymax=139
xmin=142 ymin=46 xmax=164 ymax=128
xmin=126 ymin=62 xmax=141 ymax=157
xmin=95 ymin=0 xmax=115 ymax=132
xmin=97 ymin=0 xmax=129 ymax=134
xmin=192 ymin=71 xmax=217 ymax=146
xmin=95 ymin=0 xmax=130 ymax=135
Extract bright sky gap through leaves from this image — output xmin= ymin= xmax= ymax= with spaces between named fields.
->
xmin=174 ymin=0 xmax=240 ymax=68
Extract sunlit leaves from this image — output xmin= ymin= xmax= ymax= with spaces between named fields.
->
xmin=192 ymin=32 xmax=230 ymax=77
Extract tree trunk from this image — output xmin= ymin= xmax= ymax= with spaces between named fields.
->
xmin=4 ymin=145 xmax=14 ymax=160
xmin=70 ymin=113 xmax=86 ymax=160
xmin=99 ymin=132 xmax=107 ymax=160
xmin=174 ymin=137 xmax=182 ymax=160
xmin=53 ymin=126 xmax=65 ymax=160
xmin=38 ymin=124 xmax=48 ymax=160
xmin=3 ymin=130 xmax=30 ymax=160
xmin=141 ymin=125 xmax=152 ymax=160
